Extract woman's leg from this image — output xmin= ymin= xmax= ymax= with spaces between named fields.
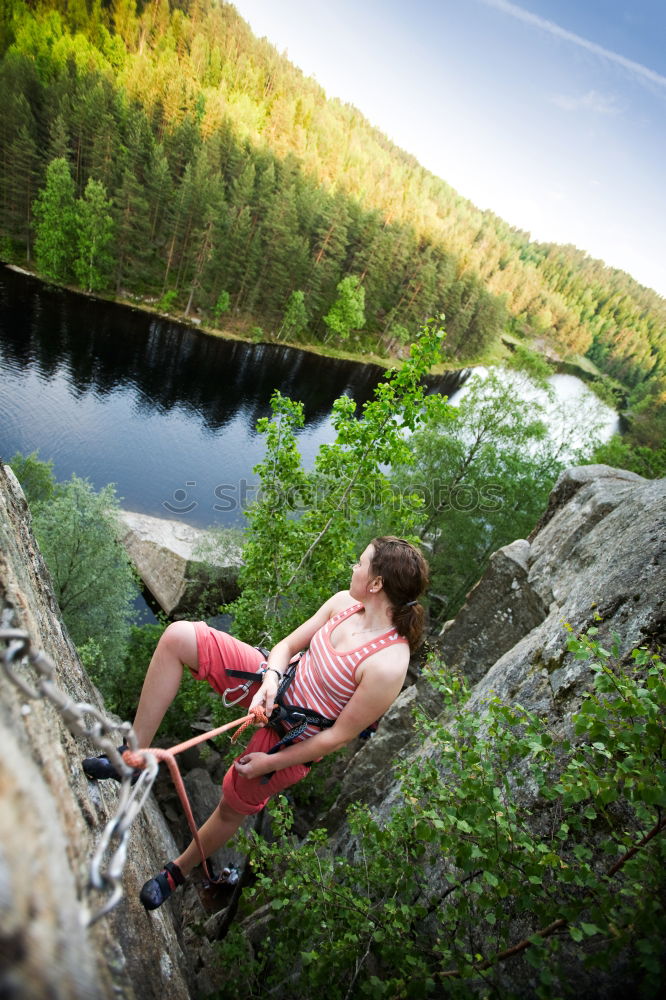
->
xmin=173 ymin=797 xmax=246 ymax=877
xmin=131 ymin=620 xmax=199 ymax=747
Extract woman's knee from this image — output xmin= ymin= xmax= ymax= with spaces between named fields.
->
xmin=217 ymin=797 xmax=245 ymax=824
xmin=159 ymin=620 xmax=199 ymax=669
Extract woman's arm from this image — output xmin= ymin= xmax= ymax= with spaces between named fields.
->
xmin=248 ymin=590 xmax=353 ymax=717
xmin=236 ymin=646 xmax=408 ymax=778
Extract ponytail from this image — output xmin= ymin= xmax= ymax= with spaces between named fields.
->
xmin=391 ymin=601 xmax=427 ymax=651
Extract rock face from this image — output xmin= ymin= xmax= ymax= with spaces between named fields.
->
xmin=441 ymin=463 xmax=663 ymax=731
xmin=0 ymin=466 xmax=195 ymax=999
xmin=322 ymin=465 xmax=665 ymax=835
xmin=437 ymin=538 xmax=549 ymax=684
xmin=117 ymin=509 xmax=242 ymax=617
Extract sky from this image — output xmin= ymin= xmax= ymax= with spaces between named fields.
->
xmin=231 ymin=0 xmax=666 ymax=298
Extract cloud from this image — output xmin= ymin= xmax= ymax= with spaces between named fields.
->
xmin=479 ymin=0 xmax=666 ymax=91
xmin=551 ymin=89 xmax=621 ymax=114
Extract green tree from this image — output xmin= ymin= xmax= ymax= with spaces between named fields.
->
xmin=277 ymin=288 xmax=307 ymax=341
xmin=8 ymin=450 xmax=56 ymax=507
xmin=323 ymin=273 xmax=366 ymax=343
xmin=31 ymin=475 xmax=138 ymax=666
xmin=74 ymin=176 xmax=115 ymax=292
xmin=306 ymin=190 xmax=351 ymax=323
xmin=114 ymin=164 xmax=152 ymax=294
xmin=226 ymin=320 xmax=445 ymax=643
xmin=212 ymin=289 xmax=231 ymax=322
xmin=1 ymin=93 xmax=39 ymax=260
xmin=389 ymin=371 xmax=593 ymax=621
xmin=32 ymin=157 xmax=78 ymax=282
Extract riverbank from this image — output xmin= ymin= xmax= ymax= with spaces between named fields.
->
xmin=3 ymin=260 xmax=611 ymax=397
xmin=3 ymin=262 xmax=509 ymax=376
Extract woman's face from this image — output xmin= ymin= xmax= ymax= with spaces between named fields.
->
xmin=350 ymin=544 xmax=378 ymax=599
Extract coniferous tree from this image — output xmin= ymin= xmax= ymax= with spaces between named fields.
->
xmin=255 ymin=179 xmax=309 ymax=318
xmin=307 ymin=190 xmax=351 ymax=326
xmin=47 ymin=113 xmax=71 ymax=164
xmin=4 ymin=121 xmax=39 ymax=259
xmin=278 ymin=289 xmax=308 ymax=341
xmin=114 ymin=165 xmax=152 ymax=293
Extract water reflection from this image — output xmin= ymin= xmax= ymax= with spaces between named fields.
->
xmin=0 ymin=266 xmax=465 ymax=527
xmin=448 ymin=366 xmax=620 ymax=457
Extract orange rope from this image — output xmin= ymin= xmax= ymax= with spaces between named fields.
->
xmin=122 ymin=706 xmax=269 ymax=882
xmin=230 ymin=708 xmax=268 ymax=743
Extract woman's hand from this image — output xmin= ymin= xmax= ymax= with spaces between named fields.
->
xmin=249 ymin=674 xmax=279 ymax=717
xmin=234 ymin=751 xmax=273 ymax=780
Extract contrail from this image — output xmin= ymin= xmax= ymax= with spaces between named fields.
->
xmin=480 ymin=0 xmax=666 ymax=90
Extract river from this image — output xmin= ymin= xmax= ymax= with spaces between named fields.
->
xmin=0 ymin=265 xmax=466 ymax=529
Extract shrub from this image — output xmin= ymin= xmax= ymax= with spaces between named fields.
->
xmin=216 ymin=631 xmax=665 ymax=998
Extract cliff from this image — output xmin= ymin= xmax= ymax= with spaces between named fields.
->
xmin=2 ymin=460 xmax=664 ymax=996
xmin=0 ymin=464 xmax=195 ymax=999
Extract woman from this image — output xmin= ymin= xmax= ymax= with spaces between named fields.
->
xmin=83 ymin=536 xmax=429 ymax=909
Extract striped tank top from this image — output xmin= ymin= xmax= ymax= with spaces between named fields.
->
xmin=287 ymin=601 xmax=409 ymax=740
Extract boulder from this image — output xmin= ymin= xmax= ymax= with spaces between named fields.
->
xmin=0 ymin=465 xmax=198 ymax=999
xmin=116 ymin=510 xmax=243 ymax=617
xmin=437 ymin=538 xmax=549 ymax=684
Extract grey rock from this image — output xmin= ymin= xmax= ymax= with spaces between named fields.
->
xmin=323 ymin=464 xmax=666 ymax=832
xmin=117 ymin=510 xmax=242 ymax=617
xmin=438 ymin=538 xmax=548 ymax=684
xmin=0 ymin=465 xmax=195 ymax=999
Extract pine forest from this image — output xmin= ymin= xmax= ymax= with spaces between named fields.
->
xmin=0 ymin=0 xmax=665 ymax=451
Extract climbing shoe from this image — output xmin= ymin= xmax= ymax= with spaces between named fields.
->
xmin=82 ymin=745 xmax=142 ymax=784
xmin=140 ymin=861 xmax=185 ymax=910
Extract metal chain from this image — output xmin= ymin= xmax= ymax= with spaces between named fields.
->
xmin=0 ymin=612 xmax=159 ymax=925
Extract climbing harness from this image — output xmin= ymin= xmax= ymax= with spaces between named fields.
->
xmin=0 ymin=613 xmax=268 ymax=924
xmin=228 ymin=650 xmax=337 ymax=748
xmin=224 ymin=651 xmax=337 ymax=781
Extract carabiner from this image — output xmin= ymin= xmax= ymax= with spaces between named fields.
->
xmin=222 ymin=663 xmax=267 ymax=707
xmin=222 ymin=682 xmax=252 ymax=707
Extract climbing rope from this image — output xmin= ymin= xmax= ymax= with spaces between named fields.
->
xmin=122 ymin=706 xmax=268 ymax=884
xmin=0 ymin=612 xmax=268 ymax=923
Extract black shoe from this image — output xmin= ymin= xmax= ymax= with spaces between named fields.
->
xmin=140 ymin=861 xmax=185 ymax=910
xmin=82 ymin=745 xmax=141 ymax=783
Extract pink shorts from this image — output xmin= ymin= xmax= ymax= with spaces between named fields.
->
xmin=191 ymin=621 xmax=311 ymax=815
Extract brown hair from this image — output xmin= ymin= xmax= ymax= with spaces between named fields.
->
xmin=369 ymin=536 xmax=429 ymax=650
